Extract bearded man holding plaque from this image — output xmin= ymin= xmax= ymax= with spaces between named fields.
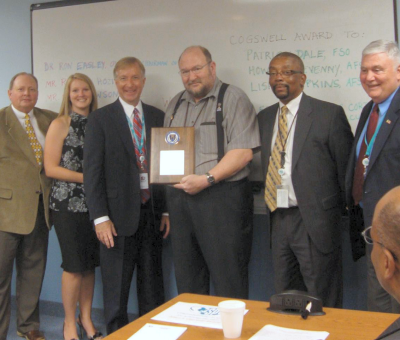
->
xmin=165 ymin=45 xmax=260 ymax=299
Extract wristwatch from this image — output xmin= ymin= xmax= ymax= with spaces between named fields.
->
xmin=205 ymin=172 xmax=216 ymax=186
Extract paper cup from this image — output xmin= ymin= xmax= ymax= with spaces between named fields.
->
xmin=218 ymin=300 xmax=246 ymax=338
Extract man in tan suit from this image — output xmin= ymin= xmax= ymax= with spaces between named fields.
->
xmin=0 ymin=73 xmax=56 ymax=340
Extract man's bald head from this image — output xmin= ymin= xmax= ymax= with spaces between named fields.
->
xmin=371 ymin=186 xmax=400 ymax=303
xmin=373 ymin=186 xmax=400 ymax=257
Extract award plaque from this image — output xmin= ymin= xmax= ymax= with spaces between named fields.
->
xmin=150 ymin=127 xmax=195 ymax=184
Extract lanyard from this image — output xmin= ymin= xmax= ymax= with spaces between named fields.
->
xmin=126 ymin=111 xmax=146 ymax=153
xmin=364 ymin=110 xmax=385 ymax=158
xmin=277 ymin=107 xmax=298 ymax=169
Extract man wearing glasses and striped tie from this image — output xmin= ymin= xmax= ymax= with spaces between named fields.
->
xmin=258 ymin=52 xmax=353 ymax=308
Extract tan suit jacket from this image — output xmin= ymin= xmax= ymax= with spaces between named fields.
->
xmin=0 ymin=105 xmax=56 ymax=234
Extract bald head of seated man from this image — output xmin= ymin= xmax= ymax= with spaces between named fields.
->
xmin=368 ymin=186 xmax=400 ymax=303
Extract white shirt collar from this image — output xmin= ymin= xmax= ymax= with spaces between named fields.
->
xmin=279 ymin=92 xmax=303 ymax=115
xmin=11 ymin=104 xmax=34 ymax=119
xmin=119 ymin=97 xmax=143 ymax=119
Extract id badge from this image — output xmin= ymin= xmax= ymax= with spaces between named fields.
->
xmin=276 ymin=185 xmax=289 ymax=208
xmin=140 ymin=173 xmax=149 ymax=189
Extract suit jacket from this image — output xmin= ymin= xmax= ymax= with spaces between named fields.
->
xmin=258 ymin=93 xmax=353 ymax=253
xmin=83 ymin=99 xmax=165 ymax=236
xmin=346 ymin=89 xmax=400 ymax=260
xmin=0 ymin=105 xmax=56 ymax=234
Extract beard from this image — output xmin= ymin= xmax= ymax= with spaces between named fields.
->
xmin=272 ymin=84 xmax=290 ymax=100
xmin=186 ymin=80 xmax=212 ymax=100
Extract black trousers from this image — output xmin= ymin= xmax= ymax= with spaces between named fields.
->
xmin=100 ymin=202 xmax=164 ymax=335
xmin=271 ymin=207 xmax=343 ymax=308
xmin=167 ymin=179 xmax=253 ymax=299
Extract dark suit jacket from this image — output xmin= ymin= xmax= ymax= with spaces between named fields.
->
xmin=83 ymin=99 xmax=165 ymax=236
xmin=346 ymin=89 xmax=400 ymax=260
xmin=258 ymin=93 xmax=353 ymax=253
xmin=0 ymin=106 xmax=56 ymax=233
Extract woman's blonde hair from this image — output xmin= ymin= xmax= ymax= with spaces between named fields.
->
xmin=59 ymin=73 xmax=98 ymax=117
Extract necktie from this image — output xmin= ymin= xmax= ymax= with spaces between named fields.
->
xmin=133 ymin=108 xmax=150 ymax=204
xmin=352 ymin=104 xmax=379 ymax=205
xmin=24 ymin=113 xmax=43 ymax=165
xmin=265 ymin=106 xmax=288 ymax=212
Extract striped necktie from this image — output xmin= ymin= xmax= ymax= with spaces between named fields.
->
xmin=133 ymin=108 xmax=150 ymax=204
xmin=265 ymin=106 xmax=288 ymax=212
xmin=24 ymin=113 xmax=43 ymax=165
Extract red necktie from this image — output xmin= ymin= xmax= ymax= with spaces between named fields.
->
xmin=133 ymin=108 xmax=150 ymax=204
xmin=352 ymin=104 xmax=379 ymax=205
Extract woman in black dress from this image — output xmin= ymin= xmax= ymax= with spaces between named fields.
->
xmin=44 ymin=73 xmax=102 ymax=340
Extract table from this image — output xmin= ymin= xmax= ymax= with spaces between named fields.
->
xmin=104 ymin=293 xmax=399 ymax=339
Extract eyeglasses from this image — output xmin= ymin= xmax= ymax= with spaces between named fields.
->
xmin=362 ymin=226 xmax=398 ymax=262
xmin=179 ymin=62 xmax=211 ymax=77
xmin=266 ymin=70 xmax=303 ymax=78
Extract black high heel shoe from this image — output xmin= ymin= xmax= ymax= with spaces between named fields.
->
xmin=63 ymin=322 xmax=79 ymax=340
xmin=77 ymin=315 xmax=103 ymax=340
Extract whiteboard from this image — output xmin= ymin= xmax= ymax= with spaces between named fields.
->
xmin=31 ymin=0 xmax=396 ymax=187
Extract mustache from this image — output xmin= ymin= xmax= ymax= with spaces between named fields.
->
xmin=272 ymin=84 xmax=289 ymax=91
xmin=188 ymin=80 xmax=202 ymax=86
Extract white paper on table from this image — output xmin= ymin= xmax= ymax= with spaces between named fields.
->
xmin=127 ymin=323 xmax=187 ymax=340
xmin=160 ymin=150 xmax=184 ymax=175
xmin=151 ymin=301 xmax=248 ymax=329
xmin=249 ymin=324 xmax=329 ymax=340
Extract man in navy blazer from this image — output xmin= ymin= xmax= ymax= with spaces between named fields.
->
xmin=258 ymin=52 xmax=353 ymax=307
xmin=346 ymin=40 xmax=400 ymax=313
xmin=84 ymin=57 xmax=168 ymax=334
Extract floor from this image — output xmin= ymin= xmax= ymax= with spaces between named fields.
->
xmin=7 ymin=298 xmax=136 ymax=340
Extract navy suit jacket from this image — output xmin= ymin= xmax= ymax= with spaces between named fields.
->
xmin=83 ymin=99 xmax=165 ymax=236
xmin=346 ymin=88 xmax=400 ymax=260
xmin=258 ymin=93 xmax=353 ymax=253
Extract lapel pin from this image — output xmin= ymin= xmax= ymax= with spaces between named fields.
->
xmin=386 ymin=119 xmax=392 ymax=124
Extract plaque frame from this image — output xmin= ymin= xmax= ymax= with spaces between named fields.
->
xmin=150 ymin=127 xmax=195 ymax=184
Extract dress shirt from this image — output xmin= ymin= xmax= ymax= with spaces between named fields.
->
xmin=119 ymin=97 xmax=146 ymax=141
xmin=12 ymin=105 xmax=46 ymax=148
xmin=270 ymin=92 xmax=303 ymax=207
xmin=93 ymin=97 xmax=145 ymax=226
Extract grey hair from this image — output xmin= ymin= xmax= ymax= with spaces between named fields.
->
xmin=362 ymin=40 xmax=400 ymax=66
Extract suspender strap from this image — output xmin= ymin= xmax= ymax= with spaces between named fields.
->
xmin=168 ymin=91 xmax=185 ymax=127
xmin=168 ymin=83 xmax=229 ymax=163
xmin=216 ymin=83 xmax=229 ymax=162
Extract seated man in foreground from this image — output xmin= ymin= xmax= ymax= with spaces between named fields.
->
xmin=369 ymin=186 xmax=400 ymax=304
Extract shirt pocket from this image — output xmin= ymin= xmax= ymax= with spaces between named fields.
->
xmin=199 ymin=122 xmax=218 ymax=155
xmin=0 ymin=188 xmax=12 ymax=200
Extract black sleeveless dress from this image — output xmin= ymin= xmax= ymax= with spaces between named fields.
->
xmin=50 ymin=112 xmax=99 ymax=272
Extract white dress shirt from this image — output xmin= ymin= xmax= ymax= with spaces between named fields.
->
xmin=270 ymin=92 xmax=303 ymax=207
xmin=12 ymin=105 xmax=46 ymax=148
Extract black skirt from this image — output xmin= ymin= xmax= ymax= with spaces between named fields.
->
xmin=52 ymin=210 xmax=99 ymax=273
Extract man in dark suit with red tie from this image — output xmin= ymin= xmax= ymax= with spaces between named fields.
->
xmin=346 ymin=39 xmax=400 ymax=313
xmin=83 ymin=57 xmax=168 ymax=334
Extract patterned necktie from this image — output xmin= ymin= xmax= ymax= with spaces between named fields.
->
xmin=352 ymin=104 xmax=379 ymax=205
xmin=265 ymin=106 xmax=288 ymax=212
xmin=133 ymin=108 xmax=150 ymax=204
xmin=24 ymin=113 xmax=43 ymax=165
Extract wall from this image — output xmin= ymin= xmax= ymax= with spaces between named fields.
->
xmin=2 ymin=0 xmax=399 ymax=314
